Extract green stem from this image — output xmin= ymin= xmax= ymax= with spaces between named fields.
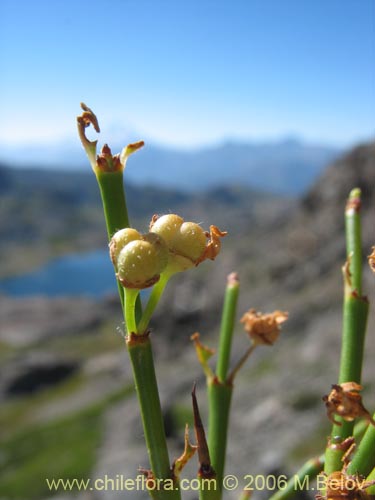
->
xmin=205 ymin=274 xmax=239 ymax=496
xmin=346 ymin=416 xmax=375 ymax=477
xmin=324 ymin=188 xmax=369 ymax=474
xmin=199 ymin=480 xmax=221 ymax=500
xmin=207 ymin=379 xmax=233 ymax=496
xmin=127 ymin=334 xmax=181 ymax=500
xmin=267 ymin=454 xmax=324 ymax=500
xmin=124 ymin=288 xmax=140 ymax=334
xmin=96 ymin=170 xmax=142 ymax=320
xmin=96 ymin=171 xmax=129 ymax=307
xmin=138 ymin=274 xmax=170 ymax=334
xmin=216 ymin=273 xmax=240 ymax=383
xmin=365 ymin=466 xmax=375 ymax=495
xmin=338 ymin=297 xmax=369 ymax=386
xmin=96 ymin=171 xmax=130 ymax=239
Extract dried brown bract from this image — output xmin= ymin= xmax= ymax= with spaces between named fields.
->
xmin=77 ymin=102 xmax=100 ymax=131
xmin=191 ymin=332 xmax=215 ymax=378
xmin=77 ymin=103 xmax=144 ymax=174
xmin=368 ymin=247 xmax=375 ymax=274
xmin=172 ymin=424 xmax=197 ymax=479
xmin=96 ymin=143 xmax=123 ymax=172
xmin=316 ymin=471 xmax=375 ymax=500
xmin=327 ymin=436 xmax=356 ymax=455
xmin=323 ymin=382 xmax=375 ymax=426
xmin=191 ymin=384 xmax=216 ymax=480
xmin=198 ymin=225 xmax=228 ymax=263
xmin=240 ymin=309 xmax=288 ymax=346
xmin=345 ymin=189 xmax=361 ymax=214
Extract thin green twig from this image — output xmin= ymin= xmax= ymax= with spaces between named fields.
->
xmin=127 ymin=334 xmax=181 ymax=500
xmin=346 ymin=417 xmax=375 ymax=477
xmin=207 ymin=273 xmax=240 ymax=497
xmin=365 ymin=465 xmax=375 ymax=495
xmin=227 ymin=344 xmax=256 ymax=384
xmin=124 ymin=288 xmax=140 ymax=334
xmin=324 ymin=188 xmax=369 ymax=474
xmin=216 ymin=273 xmax=240 ymax=382
xmin=138 ymin=274 xmax=169 ymax=334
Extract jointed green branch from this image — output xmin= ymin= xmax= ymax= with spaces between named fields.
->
xmin=346 ymin=415 xmax=375 ymax=478
xmin=97 ymin=170 xmax=130 ymax=307
xmin=127 ymin=334 xmax=181 ymax=500
xmin=216 ymin=273 xmax=240 ymax=383
xmin=324 ymin=188 xmax=369 ymax=475
xmin=207 ymin=274 xmax=240 ymax=496
xmin=207 ymin=379 xmax=232 ymax=496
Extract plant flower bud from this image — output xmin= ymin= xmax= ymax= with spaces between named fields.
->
xmin=150 ymin=214 xmax=227 ymax=274
xmin=112 ymin=232 xmax=168 ymax=289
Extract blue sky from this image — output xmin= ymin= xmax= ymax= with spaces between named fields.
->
xmin=1 ymin=0 xmax=374 ymax=150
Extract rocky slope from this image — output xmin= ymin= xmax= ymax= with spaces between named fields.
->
xmin=1 ymin=140 xmax=375 ymax=500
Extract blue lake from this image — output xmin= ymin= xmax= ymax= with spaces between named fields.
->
xmin=0 ymin=250 xmax=118 ymax=297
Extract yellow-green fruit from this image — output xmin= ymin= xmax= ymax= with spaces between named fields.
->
xmin=173 ymin=222 xmax=207 ymax=261
xmin=150 ymin=214 xmax=184 ymax=246
xmin=109 ymin=228 xmax=141 ymax=266
xmin=116 ymin=233 xmax=168 ymax=289
xmin=151 ymin=214 xmax=206 ymax=264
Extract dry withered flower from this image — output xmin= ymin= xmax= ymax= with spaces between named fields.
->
xmin=368 ymin=247 xmax=375 ymax=274
xmin=191 ymin=332 xmax=215 ymax=378
xmin=323 ymin=382 xmax=375 ymax=426
xmin=240 ymin=309 xmax=288 ymax=346
xmin=77 ymin=103 xmax=144 ymax=175
xmin=199 ymin=225 xmax=228 ymax=263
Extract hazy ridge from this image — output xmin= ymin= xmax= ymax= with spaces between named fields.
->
xmin=1 ymin=136 xmax=339 ymax=195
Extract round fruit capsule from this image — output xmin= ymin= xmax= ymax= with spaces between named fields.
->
xmin=116 ymin=233 xmax=168 ymax=289
xmin=109 ymin=228 xmax=141 ymax=266
xmin=172 ymin=222 xmax=207 ymax=262
xmin=151 ymin=214 xmax=206 ymax=264
xmin=150 ymin=214 xmax=184 ymax=246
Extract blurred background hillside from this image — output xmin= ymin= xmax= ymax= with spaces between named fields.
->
xmin=1 ymin=1 xmax=374 ymax=499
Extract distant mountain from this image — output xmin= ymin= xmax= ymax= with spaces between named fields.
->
xmin=128 ymin=138 xmax=340 ymax=195
xmin=0 ymin=137 xmax=339 ymax=195
xmin=235 ymin=139 xmax=375 ymax=306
